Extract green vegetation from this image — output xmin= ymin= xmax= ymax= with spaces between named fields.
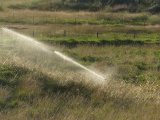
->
xmin=39 ymin=32 xmax=160 ymax=47
xmin=0 ymin=13 xmax=153 ymax=26
xmin=1 ymin=0 xmax=160 ymax=119
xmin=1 ymin=44 xmax=160 ymax=119
xmin=8 ymin=4 xmax=28 ymax=10
xmin=3 ymin=0 xmax=160 ymax=13
xmin=63 ymin=45 xmax=160 ymax=85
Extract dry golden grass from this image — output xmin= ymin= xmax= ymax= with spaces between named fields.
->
xmin=0 ymin=9 xmax=98 ymax=20
xmin=1 ymin=1 xmax=160 ymax=119
xmin=0 ymin=63 xmax=160 ymax=120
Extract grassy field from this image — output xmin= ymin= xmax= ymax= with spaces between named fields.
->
xmin=1 ymin=0 xmax=160 ymax=119
xmin=0 ymin=43 xmax=160 ymax=120
xmin=1 ymin=10 xmax=160 ymax=44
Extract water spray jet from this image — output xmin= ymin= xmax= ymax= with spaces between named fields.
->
xmin=1 ymin=27 xmax=106 ymax=82
xmin=54 ymin=51 xmax=106 ymax=81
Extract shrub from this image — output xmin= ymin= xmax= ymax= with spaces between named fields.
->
xmin=8 ymin=4 xmax=28 ymax=10
xmin=89 ymin=2 xmax=102 ymax=12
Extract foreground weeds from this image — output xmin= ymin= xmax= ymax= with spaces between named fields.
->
xmin=0 ymin=27 xmax=160 ymax=119
xmin=0 ymin=1 xmax=160 ymax=118
xmin=0 ymin=44 xmax=160 ymax=119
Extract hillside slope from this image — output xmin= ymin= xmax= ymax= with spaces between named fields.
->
xmin=0 ymin=62 xmax=160 ymax=120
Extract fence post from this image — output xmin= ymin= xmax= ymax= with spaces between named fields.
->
xmin=75 ymin=18 xmax=76 ymax=24
xmin=97 ymin=32 xmax=98 ymax=38
xmin=64 ymin=30 xmax=66 ymax=37
xmin=134 ymin=31 xmax=136 ymax=39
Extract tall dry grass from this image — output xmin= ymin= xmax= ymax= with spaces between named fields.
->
xmin=0 ymin=61 xmax=160 ymax=120
xmin=0 ymin=32 xmax=160 ymax=119
xmin=0 ymin=1 xmax=160 ymax=119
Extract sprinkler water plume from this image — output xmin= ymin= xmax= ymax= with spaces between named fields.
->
xmin=54 ymin=51 xmax=106 ymax=81
xmin=1 ymin=27 xmax=106 ymax=82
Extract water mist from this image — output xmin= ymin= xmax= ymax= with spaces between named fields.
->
xmin=0 ymin=27 xmax=106 ymax=83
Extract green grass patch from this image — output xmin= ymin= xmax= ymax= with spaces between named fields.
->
xmin=0 ymin=43 xmax=160 ymax=119
xmin=39 ymin=36 xmax=151 ymax=47
xmin=0 ymin=15 xmax=151 ymax=26
xmin=40 ymin=18 xmax=148 ymax=25
xmin=37 ymin=30 xmax=160 ymax=47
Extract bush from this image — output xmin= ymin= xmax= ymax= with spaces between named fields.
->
xmin=8 ymin=4 xmax=28 ymax=10
xmin=89 ymin=2 xmax=102 ymax=12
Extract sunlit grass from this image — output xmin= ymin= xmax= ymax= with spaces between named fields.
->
xmin=0 ymin=0 xmax=160 ymax=119
xmin=1 ymin=28 xmax=160 ymax=119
